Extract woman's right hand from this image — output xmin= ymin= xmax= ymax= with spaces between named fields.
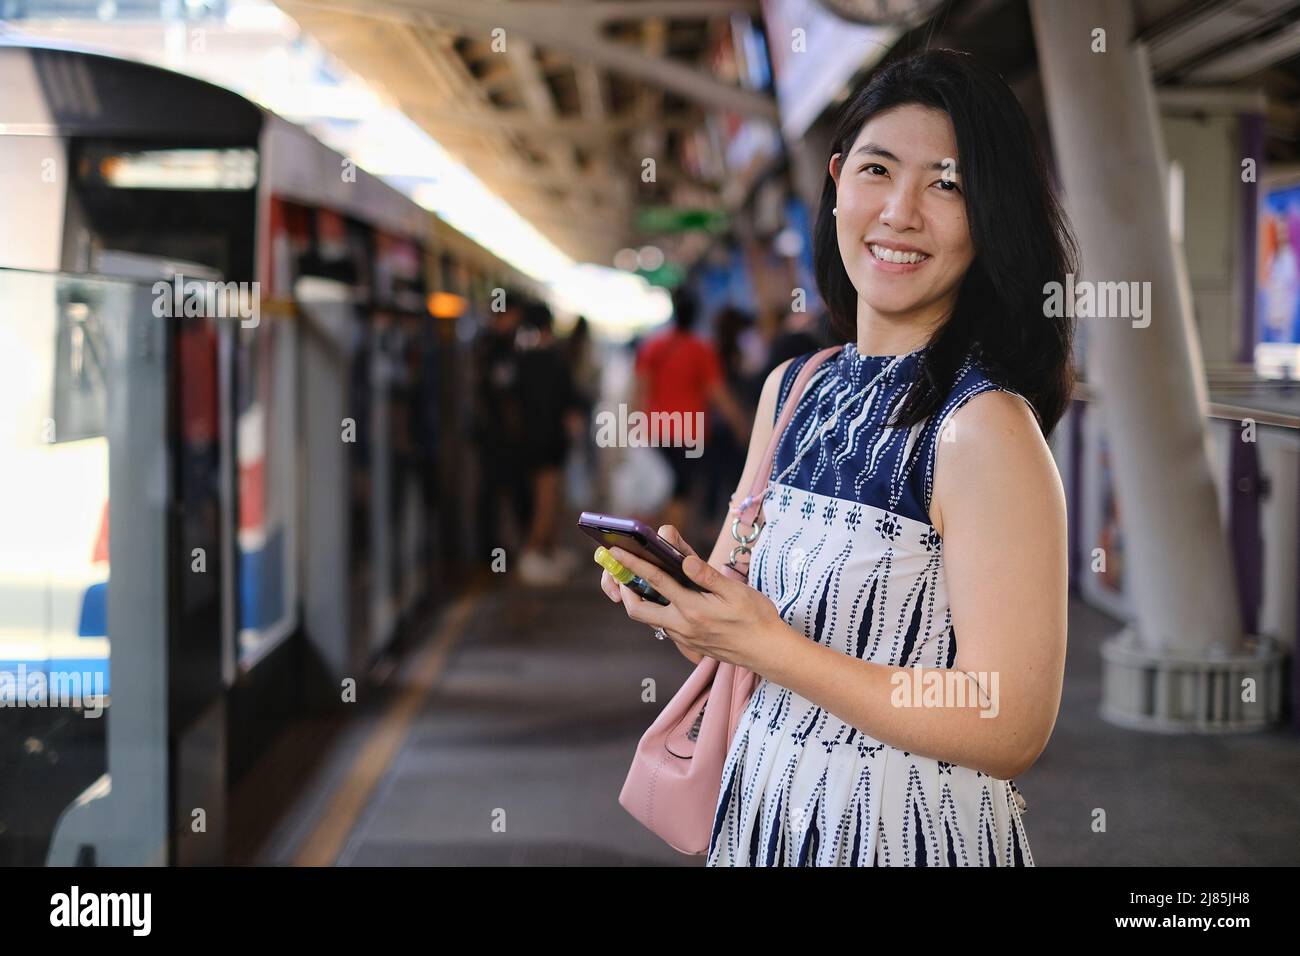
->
xmin=597 ymin=524 xmax=699 ymax=605
xmin=599 ymin=566 xmax=623 ymax=604
xmin=655 ymin=523 xmax=699 ymax=564
xmin=598 ymin=524 xmax=705 ymax=665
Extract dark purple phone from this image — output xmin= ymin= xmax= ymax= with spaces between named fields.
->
xmin=577 ymin=512 xmax=705 ymax=591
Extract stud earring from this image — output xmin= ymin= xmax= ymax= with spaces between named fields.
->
xmin=832 ymin=206 xmax=838 ymax=216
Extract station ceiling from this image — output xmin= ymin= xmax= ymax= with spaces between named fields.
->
xmin=277 ymin=0 xmax=778 ymax=266
xmin=275 ymin=0 xmax=1300 ymax=266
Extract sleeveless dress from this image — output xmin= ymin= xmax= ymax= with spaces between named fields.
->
xmin=706 ymin=342 xmax=1034 ymax=867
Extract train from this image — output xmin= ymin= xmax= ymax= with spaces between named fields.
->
xmin=0 ymin=40 xmax=537 ymax=864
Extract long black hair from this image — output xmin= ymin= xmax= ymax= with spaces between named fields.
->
xmin=813 ymin=48 xmax=1078 ymax=436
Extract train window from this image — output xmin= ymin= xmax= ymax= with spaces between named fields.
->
xmin=78 ymin=147 xmax=257 ymax=191
xmin=51 ymin=288 xmax=108 ymax=443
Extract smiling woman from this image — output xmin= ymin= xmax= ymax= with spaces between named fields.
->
xmin=815 ymin=48 xmax=1078 ymax=434
xmin=599 ymin=48 xmax=1074 ymax=867
xmin=832 ymin=111 xmax=976 ymax=320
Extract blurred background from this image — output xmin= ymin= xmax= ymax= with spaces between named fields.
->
xmin=0 ymin=0 xmax=1298 ymax=866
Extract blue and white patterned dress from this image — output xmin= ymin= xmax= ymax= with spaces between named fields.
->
xmin=706 ymin=342 xmax=1034 ymax=867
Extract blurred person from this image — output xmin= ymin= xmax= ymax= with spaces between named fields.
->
xmin=634 ymin=288 xmax=750 ymax=544
xmin=403 ymin=314 xmax=443 ymax=582
xmin=565 ymin=315 xmax=602 ymax=413
xmin=516 ymin=300 xmax=585 ymax=585
xmin=762 ymin=304 xmax=830 ymax=380
xmin=563 ymin=315 xmax=603 ymax=502
xmin=470 ymin=296 xmax=531 ymax=570
xmin=598 ymin=50 xmax=1071 ymax=867
xmin=703 ymin=306 xmax=760 ymax=519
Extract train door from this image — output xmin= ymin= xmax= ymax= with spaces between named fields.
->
xmin=41 ymin=252 xmax=231 ymax=866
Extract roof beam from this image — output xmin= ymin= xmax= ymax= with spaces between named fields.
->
xmin=506 ymin=37 xmax=559 ymax=120
xmin=287 ymin=0 xmax=778 ymax=118
xmin=405 ymin=105 xmax=696 ymax=138
xmin=504 ymin=37 xmax=600 ymax=223
xmin=382 ymin=0 xmax=763 ymax=23
xmin=576 ymin=64 xmax=607 ymax=122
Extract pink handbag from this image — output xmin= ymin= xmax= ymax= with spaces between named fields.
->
xmin=618 ymin=346 xmax=841 ymax=855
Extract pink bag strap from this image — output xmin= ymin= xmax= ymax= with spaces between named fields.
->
xmin=731 ymin=345 xmax=841 ymax=531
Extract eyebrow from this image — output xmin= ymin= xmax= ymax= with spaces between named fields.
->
xmin=851 ymin=142 xmax=957 ymax=173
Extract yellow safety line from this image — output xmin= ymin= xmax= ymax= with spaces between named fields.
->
xmin=293 ymin=585 xmax=484 ymax=866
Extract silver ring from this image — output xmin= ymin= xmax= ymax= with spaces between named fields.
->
xmin=652 ymin=626 xmax=667 ymax=641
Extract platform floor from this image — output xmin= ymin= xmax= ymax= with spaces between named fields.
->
xmin=257 ymin=565 xmax=1300 ymax=866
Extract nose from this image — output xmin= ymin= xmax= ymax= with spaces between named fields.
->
xmin=879 ymin=183 xmax=922 ymax=232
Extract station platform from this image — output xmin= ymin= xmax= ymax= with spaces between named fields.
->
xmin=248 ymin=554 xmax=1300 ymax=867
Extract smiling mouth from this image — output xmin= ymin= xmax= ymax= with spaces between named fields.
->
xmin=867 ymin=243 xmax=931 ymax=265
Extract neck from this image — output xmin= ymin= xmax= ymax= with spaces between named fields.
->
xmin=855 ymin=297 xmax=951 ymax=355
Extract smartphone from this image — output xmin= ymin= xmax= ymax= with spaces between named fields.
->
xmin=577 ymin=512 xmax=705 ymax=592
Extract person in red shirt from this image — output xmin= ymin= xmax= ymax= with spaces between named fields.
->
xmin=635 ymin=289 xmax=750 ymax=543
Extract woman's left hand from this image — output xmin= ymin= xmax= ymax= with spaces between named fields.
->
xmin=607 ymin=545 xmax=792 ymax=672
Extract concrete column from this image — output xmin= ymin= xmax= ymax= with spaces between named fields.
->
xmin=1029 ymin=0 xmax=1243 ymax=656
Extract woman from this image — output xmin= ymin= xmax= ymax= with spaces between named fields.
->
xmin=599 ymin=48 xmax=1072 ymax=866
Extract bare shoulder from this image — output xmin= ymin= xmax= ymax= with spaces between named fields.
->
xmin=946 ymin=388 xmax=1042 ymax=447
xmin=929 ymin=389 xmax=1064 ymax=538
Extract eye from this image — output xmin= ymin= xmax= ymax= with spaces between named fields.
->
xmin=934 ymin=178 xmax=961 ymax=193
xmin=860 ymin=163 xmax=888 ymax=176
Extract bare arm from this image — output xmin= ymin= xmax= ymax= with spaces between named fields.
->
xmin=751 ymin=390 xmax=1068 ymax=778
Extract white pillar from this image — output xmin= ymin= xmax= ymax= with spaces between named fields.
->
xmin=1029 ymin=0 xmax=1243 ymax=657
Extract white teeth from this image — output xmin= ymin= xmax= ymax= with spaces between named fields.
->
xmin=869 ymin=243 xmax=929 ymax=265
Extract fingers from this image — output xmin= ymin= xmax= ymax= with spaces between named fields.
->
xmin=657 ymin=524 xmax=697 ymax=558
xmin=600 ymin=569 xmax=622 ymax=603
xmin=681 ymin=554 xmax=729 ymax=593
xmin=618 ymin=582 xmax=683 ymax=632
xmin=609 ymin=545 xmax=694 ymax=606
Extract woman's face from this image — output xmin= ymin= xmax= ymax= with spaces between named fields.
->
xmin=830 ymin=104 xmax=975 ymax=321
